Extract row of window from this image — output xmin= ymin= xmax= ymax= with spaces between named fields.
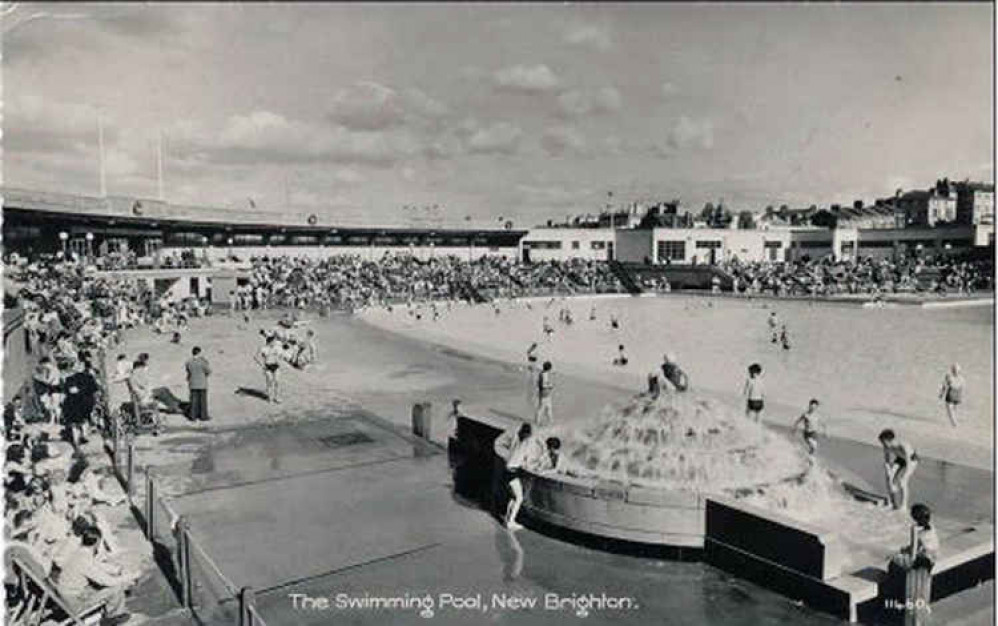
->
xmin=161 ymin=232 xmax=495 ymax=247
xmin=525 ymin=240 xmax=612 ymax=250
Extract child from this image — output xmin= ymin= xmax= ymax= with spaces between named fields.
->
xmin=793 ymin=399 xmax=823 ymax=455
xmin=742 ymin=363 xmax=765 ymax=422
xmin=780 ymin=325 xmax=791 ymax=351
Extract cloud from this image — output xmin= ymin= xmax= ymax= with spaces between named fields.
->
xmin=4 ymin=94 xmax=109 ymax=153
xmin=557 ymin=87 xmax=622 ymax=117
xmin=169 ymin=110 xmax=418 ymax=167
xmin=564 ymin=24 xmax=611 ymax=51
xmin=467 ymin=122 xmax=522 ymax=155
xmin=493 ymin=64 xmax=560 ymax=93
xmin=403 ymin=88 xmax=449 ymax=122
xmin=661 ymin=116 xmax=714 ymax=152
xmin=328 ymin=82 xmax=406 ymax=131
xmin=541 ymin=126 xmax=586 ymax=157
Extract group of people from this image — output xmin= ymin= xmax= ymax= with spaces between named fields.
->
xmin=223 ymin=253 xmax=623 ymax=315
xmin=722 ymin=253 xmax=993 ymax=299
xmin=4 ymin=431 xmax=137 ymax=625
xmin=251 ymin=315 xmax=319 ymax=404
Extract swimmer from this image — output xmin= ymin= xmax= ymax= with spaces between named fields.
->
xmin=793 ymin=399 xmax=823 ymax=455
xmin=768 ymin=311 xmax=780 ymax=343
xmin=254 ymin=335 xmax=283 ymax=403
xmin=542 ymin=316 xmax=554 ymax=337
xmin=879 ymin=429 xmax=919 ymax=511
xmin=589 ymin=305 xmax=596 ymax=321
xmin=612 ymin=344 xmax=628 ymax=366
xmin=780 ymin=325 xmax=791 ymax=351
xmin=742 ymin=363 xmax=765 ymax=422
xmin=610 ymin=314 xmax=620 ymax=330
xmin=938 ymin=363 xmax=964 ymax=428
xmin=661 ymin=353 xmax=690 ymax=392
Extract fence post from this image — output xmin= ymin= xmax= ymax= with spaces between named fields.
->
xmin=178 ymin=516 xmax=191 ymax=609
xmin=240 ymin=586 xmax=255 ymax=626
xmin=127 ymin=442 xmax=135 ymax=501
xmin=145 ymin=468 xmax=154 ymax=539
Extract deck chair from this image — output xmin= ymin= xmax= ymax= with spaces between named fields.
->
xmin=125 ymin=380 xmax=160 ymax=435
xmin=5 ymin=543 xmax=109 ymax=626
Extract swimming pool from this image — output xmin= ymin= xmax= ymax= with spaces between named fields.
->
xmin=362 ymin=295 xmax=994 ymax=462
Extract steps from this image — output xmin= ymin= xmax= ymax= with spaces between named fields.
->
xmin=608 ymin=261 xmax=643 ymax=294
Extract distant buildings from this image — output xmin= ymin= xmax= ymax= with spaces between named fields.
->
xmin=954 ymin=181 xmax=995 ymax=225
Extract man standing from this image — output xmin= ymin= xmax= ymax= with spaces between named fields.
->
xmin=185 ymin=346 xmax=211 ymax=422
xmin=254 ymin=335 xmax=282 ymax=403
xmin=535 ymin=361 xmax=554 ymax=426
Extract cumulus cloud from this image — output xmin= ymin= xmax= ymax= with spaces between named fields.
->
xmin=467 ymin=122 xmax=522 ymax=155
xmin=328 ymin=81 xmax=405 ymax=131
xmin=563 ymin=24 xmax=611 ymax=51
xmin=557 ymin=87 xmax=622 ymax=117
xmin=659 ymin=116 xmax=714 ymax=153
xmin=493 ymin=64 xmax=560 ymax=93
xmin=541 ymin=126 xmax=586 ymax=157
xmin=169 ymin=110 xmax=418 ymax=167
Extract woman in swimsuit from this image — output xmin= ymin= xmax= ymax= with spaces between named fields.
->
xmin=939 ymin=363 xmax=965 ymax=428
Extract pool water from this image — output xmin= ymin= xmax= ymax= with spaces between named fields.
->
xmin=363 ymin=296 xmax=993 ymax=450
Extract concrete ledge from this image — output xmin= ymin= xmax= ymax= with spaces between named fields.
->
xmin=705 ymin=496 xmax=847 ymax=581
xmin=705 ymin=537 xmax=865 ymax=621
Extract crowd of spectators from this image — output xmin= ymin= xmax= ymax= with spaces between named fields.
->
xmin=4 ymin=257 xmax=153 ymax=624
xmin=720 ymin=254 xmax=993 ymax=298
xmin=228 ymin=253 xmax=623 ymax=312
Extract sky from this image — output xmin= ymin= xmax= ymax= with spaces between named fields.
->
xmin=2 ymin=2 xmax=993 ymax=228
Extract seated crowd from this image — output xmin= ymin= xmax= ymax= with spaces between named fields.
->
xmin=4 ymin=259 xmax=149 ymax=624
xmin=721 ymin=254 xmax=993 ymax=298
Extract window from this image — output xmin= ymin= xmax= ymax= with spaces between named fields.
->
xmin=695 ymin=240 xmax=722 ymax=249
xmin=268 ymin=234 xmax=286 ymax=245
xmin=763 ymin=241 xmax=782 ymax=249
xmin=571 ymin=241 xmax=580 ymax=250
xmin=524 ymin=241 xmax=562 ymax=250
xmin=233 ymin=234 xmax=264 ymax=245
xmin=291 ymin=235 xmax=319 ymax=245
xmin=590 ymin=241 xmax=607 ymax=250
xmin=166 ymin=232 xmax=206 ymax=246
xmin=657 ymin=240 xmax=686 ymax=261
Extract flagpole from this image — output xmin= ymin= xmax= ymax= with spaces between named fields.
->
xmin=97 ymin=110 xmax=107 ymax=197
xmin=157 ymin=129 xmax=165 ymax=201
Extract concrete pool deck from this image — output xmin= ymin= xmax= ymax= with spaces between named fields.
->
xmin=106 ymin=305 xmax=993 ymax=625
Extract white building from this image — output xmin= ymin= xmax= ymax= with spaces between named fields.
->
xmin=519 ymin=228 xmax=616 ymax=262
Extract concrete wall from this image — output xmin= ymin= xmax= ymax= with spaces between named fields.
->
xmin=652 ymin=228 xmax=793 ymax=265
xmin=521 ymin=228 xmax=617 ymax=262
xmin=614 ymin=230 xmax=653 ymax=264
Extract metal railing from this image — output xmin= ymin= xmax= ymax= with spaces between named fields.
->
xmin=102 ymin=379 xmax=269 ymax=626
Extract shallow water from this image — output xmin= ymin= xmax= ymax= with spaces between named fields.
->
xmin=365 ymin=296 xmax=993 ymax=438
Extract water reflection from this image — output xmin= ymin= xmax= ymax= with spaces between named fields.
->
xmin=495 ymin=526 xmax=525 ymax=581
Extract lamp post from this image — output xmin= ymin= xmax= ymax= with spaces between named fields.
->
xmin=85 ymin=232 xmax=94 ymax=260
xmin=58 ymin=231 xmax=68 ymax=257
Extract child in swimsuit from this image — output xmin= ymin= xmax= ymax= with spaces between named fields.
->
xmin=742 ymin=363 xmax=765 ymax=422
xmin=793 ymin=399 xmax=822 ymax=455
xmin=879 ymin=429 xmax=919 ymax=510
